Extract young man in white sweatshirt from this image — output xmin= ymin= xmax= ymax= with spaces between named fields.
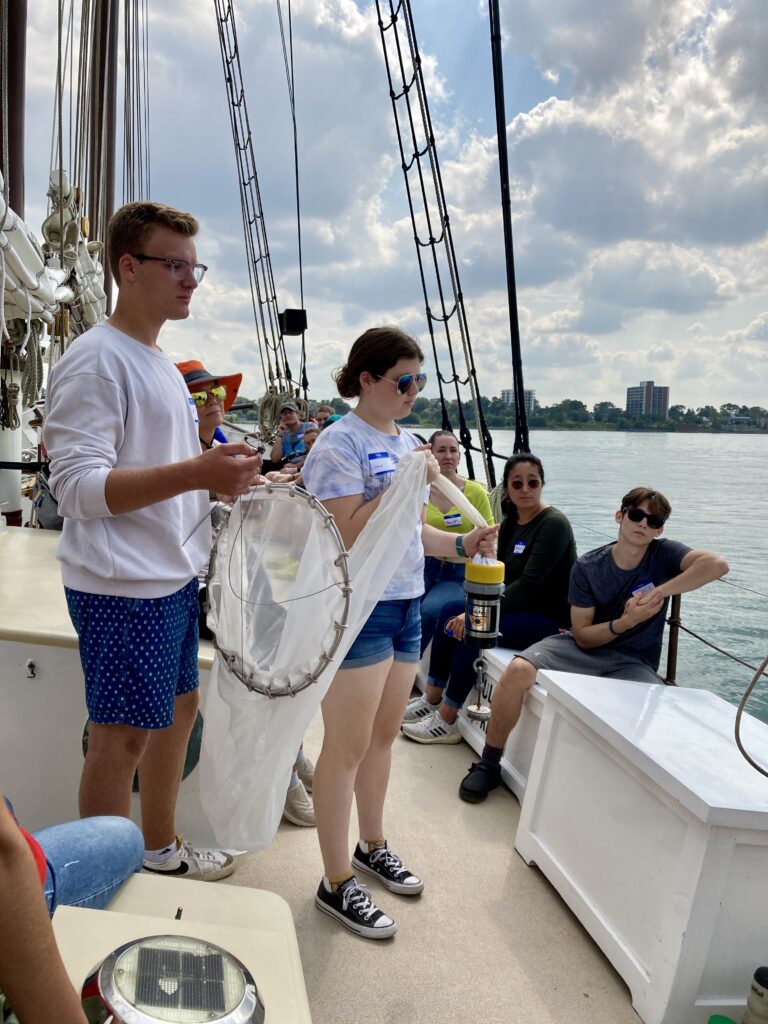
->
xmin=43 ymin=201 xmax=263 ymax=880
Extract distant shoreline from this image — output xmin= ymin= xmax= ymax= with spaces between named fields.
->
xmin=407 ymin=423 xmax=768 ymax=436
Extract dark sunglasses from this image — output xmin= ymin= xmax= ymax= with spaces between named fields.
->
xmin=374 ymin=372 xmax=428 ymax=395
xmin=508 ymin=478 xmax=542 ymax=490
xmin=624 ymin=506 xmax=665 ymax=530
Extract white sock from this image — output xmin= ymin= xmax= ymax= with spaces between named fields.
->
xmin=143 ymin=839 xmax=179 ymax=863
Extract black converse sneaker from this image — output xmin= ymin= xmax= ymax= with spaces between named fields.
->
xmin=315 ymin=876 xmax=397 ymax=939
xmin=351 ymin=843 xmax=424 ymax=895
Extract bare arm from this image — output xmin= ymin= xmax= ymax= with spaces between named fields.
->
xmin=320 ymin=492 xmax=386 ymax=550
xmin=422 ymin=521 xmax=499 ymax=559
xmin=571 ymin=594 xmax=666 ymax=649
xmin=270 ymin=431 xmax=285 ymax=463
xmin=104 ymin=443 xmax=263 ymax=515
xmin=639 ymin=549 xmax=729 ymax=603
xmin=0 ymin=798 xmax=88 ymax=1024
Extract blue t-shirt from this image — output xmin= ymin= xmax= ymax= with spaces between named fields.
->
xmin=302 ymin=411 xmax=424 ymax=600
xmin=569 ymin=538 xmax=692 ymax=669
xmin=281 ymin=422 xmax=312 ymax=463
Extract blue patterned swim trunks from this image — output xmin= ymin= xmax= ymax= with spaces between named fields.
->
xmin=65 ymin=578 xmax=200 ymax=729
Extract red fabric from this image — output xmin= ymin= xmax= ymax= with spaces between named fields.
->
xmin=18 ymin=826 xmax=47 ymax=886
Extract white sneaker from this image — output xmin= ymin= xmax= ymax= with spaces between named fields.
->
xmin=402 ymin=694 xmax=439 ymax=723
xmin=143 ymin=837 xmax=235 ymax=881
xmin=297 ymin=754 xmax=315 ymax=793
xmin=401 ymin=708 xmax=461 ymax=744
xmin=283 ymin=780 xmax=316 ymax=827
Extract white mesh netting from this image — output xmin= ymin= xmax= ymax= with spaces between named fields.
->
xmin=200 ymin=451 xmax=428 ymax=850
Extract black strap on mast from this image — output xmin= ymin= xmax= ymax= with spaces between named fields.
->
xmin=375 ymin=0 xmax=500 ymax=486
xmin=488 ymin=0 xmax=529 ymax=454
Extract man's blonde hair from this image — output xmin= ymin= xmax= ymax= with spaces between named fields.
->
xmin=107 ymin=201 xmax=199 ymax=283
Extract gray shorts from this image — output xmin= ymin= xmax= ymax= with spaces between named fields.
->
xmin=518 ymin=633 xmax=662 ymax=685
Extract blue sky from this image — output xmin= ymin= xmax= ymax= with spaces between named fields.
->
xmin=21 ymin=0 xmax=768 ymax=409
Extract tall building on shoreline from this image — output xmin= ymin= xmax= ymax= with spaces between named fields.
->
xmin=626 ymin=380 xmax=670 ymax=419
xmin=500 ymin=387 xmax=536 ymax=415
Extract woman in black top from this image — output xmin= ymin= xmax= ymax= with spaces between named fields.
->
xmin=401 ymin=453 xmax=576 ymax=743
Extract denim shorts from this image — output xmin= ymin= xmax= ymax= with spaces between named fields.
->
xmin=65 ymin=578 xmax=200 ymax=729
xmin=342 ymin=597 xmax=422 ymax=669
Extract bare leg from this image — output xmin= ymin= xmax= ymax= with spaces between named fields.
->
xmin=137 ymin=690 xmax=199 ymax=850
xmin=425 ymin=683 xmax=444 ymax=704
xmin=313 ymin=660 xmax=391 ymax=879
xmin=355 ymin=660 xmax=418 ymax=841
xmin=438 ymin=703 xmax=459 ymax=725
xmin=486 ymin=658 xmax=537 ymax=749
xmin=79 ymin=723 xmax=149 ymax=819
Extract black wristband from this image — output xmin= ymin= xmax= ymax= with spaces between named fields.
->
xmin=608 ymin=620 xmax=623 ymax=636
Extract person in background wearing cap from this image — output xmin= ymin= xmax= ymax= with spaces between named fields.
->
xmin=44 ymin=201 xmax=262 ymax=884
xmin=269 ymin=402 xmax=312 ymax=469
xmin=176 ymin=360 xmax=242 ymax=451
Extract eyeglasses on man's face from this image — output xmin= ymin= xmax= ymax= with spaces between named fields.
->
xmin=190 ymin=385 xmax=226 ymax=406
xmin=132 ymin=253 xmax=208 ymax=283
xmin=374 ymin=372 xmax=428 ymax=395
xmin=623 ymin=506 xmax=665 ymax=530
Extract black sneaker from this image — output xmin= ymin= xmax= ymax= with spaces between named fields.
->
xmin=351 ymin=843 xmax=424 ymax=895
xmin=459 ymin=761 xmax=502 ymax=803
xmin=314 ymin=876 xmax=397 ymax=939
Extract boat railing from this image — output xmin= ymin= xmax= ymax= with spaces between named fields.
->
xmin=665 ymin=589 xmax=768 ymax=685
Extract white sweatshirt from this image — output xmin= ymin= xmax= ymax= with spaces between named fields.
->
xmin=44 ymin=323 xmax=211 ymax=598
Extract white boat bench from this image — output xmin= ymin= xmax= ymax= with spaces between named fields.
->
xmin=515 ymin=669 xmax=768 ymax=1024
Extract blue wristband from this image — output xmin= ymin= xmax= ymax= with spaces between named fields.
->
xmin=455 ymin=534 xmax=468 ymax=558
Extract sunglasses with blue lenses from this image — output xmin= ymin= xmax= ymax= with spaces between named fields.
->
xmin=374 ymin=372 xmax=428 ymax=395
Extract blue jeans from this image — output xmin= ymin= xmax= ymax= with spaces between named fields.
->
xmin=427 ymin=602 xmax=562 ymax=709
xmin=33 ymin=816 xmax=144 ymax=914
xmin=420 ymin=557 xmax=466 ymax=656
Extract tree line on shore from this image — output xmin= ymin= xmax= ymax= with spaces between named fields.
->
xmin=232 ymin=395 xmax=767 ymax=432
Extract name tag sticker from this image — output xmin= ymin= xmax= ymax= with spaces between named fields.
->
xmin=444 ymin=513 xmax=462 ymax=528
xmin=188 ymin=395 xmax=199 ymax=425
xmin=631 ymin=580 xmax=655 ymax=598
xmin=514 ymin=541 xmax=526 ymax=555
xmin=368 ymin=451 xmax=397 ymax=476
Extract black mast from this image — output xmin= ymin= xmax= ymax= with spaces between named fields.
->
xmin=87 ymin=0 xmax=120 ymax=312
xmin=488 ymin=0 xmax=529 ymax=454
xmin=0 ymin=0 xmax=27 ymax=217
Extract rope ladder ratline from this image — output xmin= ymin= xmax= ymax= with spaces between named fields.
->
xmin=375 ymin=0 xmax=500 ymax=487
xmin=213 ymin=0 xmax=292 ymax=398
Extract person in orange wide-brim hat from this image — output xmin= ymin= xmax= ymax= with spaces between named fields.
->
xmin=175 ymin=359 xmax=242 ymax=413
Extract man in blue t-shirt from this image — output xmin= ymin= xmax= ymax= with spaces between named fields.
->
xmin=459 ymin=486 xmax=729 ymax=803
xmin=269 ymin=401 xmax=312 ymax=467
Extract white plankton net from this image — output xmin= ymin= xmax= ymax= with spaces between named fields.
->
xmin=200 ymin=450 xmax=429 ymax=850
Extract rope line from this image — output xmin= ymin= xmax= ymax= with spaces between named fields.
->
xmin=213 ymin=0 xmax=291 ymax=395
xmin=734 ymin=653 xmax=768 ymax=778
xmin=374 ymin=0 xmax=505 ymax=487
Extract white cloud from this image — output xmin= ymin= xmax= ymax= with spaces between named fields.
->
xmin=15 ymin=0 xmax=768 ymax=412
